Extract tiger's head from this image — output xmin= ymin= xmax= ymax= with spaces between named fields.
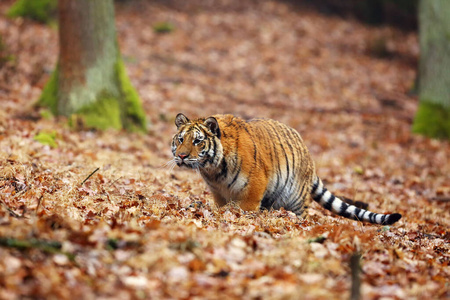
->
xmin=172 ymin=113 xmax=222 ymax=169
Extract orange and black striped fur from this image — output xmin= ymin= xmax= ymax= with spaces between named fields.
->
xmin=172 ymin=113 xmax=401 ymax=225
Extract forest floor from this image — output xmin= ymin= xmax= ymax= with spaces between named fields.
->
xmin=0 ymin=0 xmax=449 ymax=299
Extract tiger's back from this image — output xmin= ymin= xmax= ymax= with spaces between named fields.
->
xmin=172 ymin=113 xmax=401 ymax=225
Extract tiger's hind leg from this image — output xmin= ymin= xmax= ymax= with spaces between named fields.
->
xmin=211 ymin=191 xmax=228 ymax=208
xmin=236 ymin=181 xmax=267 ymax=212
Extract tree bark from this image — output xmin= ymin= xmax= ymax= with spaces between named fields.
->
xmin=413 ymin=0 xmax=450 ymax=139
xmin=38 ymin=0 xmax=146 ymax=132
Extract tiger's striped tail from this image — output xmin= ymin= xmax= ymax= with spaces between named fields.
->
xmin=311 ymin=176 xmax=401 ymax=225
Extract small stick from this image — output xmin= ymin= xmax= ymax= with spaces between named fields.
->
xmin=36 ymin=194 xmax=44 ymax=213
xmin=0 ymin=237 xmax=76 ymax=261
xmin=350 ymin=252 xmax=361 ymax=300
xmin=0 ymin=199 xmax=22 ymax=218
xmin=429 ymin=196 xmax=450 ymax=202
xmin=80 ymin=167 xmax=100 ymax=186
xmin=107 ymin=176 xmax=123 ymax=187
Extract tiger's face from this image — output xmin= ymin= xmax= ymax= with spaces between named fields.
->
xmin=172 ymin=113 xmax=222 ymax=169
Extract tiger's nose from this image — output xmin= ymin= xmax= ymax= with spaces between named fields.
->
xmin=178 ymin=153 xmax=188 ymax=160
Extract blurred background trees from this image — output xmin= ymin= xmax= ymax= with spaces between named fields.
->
xmin=5 ymin=0 xmax=449 ymax=138
xmin=301 ymin=0 xmax=417 ymax=30
xmin=412 ymin=0 xmax=450 ymax=139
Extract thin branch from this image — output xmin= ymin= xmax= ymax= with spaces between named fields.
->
xmin=0 ymin=237 xmax=75 ymax=261
xmin=36 ymin=194 xmax=44 ymax=213
xmin=0 ymin=199 xmax=23 ymax=218
xmin=429 ymin=196 xmax=450 ymax=202
xmin=80 ymin=167 xmax=99 ymax=186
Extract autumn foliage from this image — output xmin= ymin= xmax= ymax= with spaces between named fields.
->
xmin=0 ymin=0 xmax=449 ymax=299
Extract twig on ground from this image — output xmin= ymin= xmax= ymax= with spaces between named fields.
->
xmin=80 ymin=167 xmax=99 ymax=186
xmin=0 ymin=237 xmax=75 ymax=261
xmin=429 ymin=196 xmax=450 ymax=202
xmin=0 ymin=199 xmax=23 ymax=218
xmin=36 ymin=194 xmax=44 ymax=213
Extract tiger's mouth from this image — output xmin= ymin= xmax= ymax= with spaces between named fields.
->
xmin=177 ymin=161 xmax=189 ymax=167
xmin=175 ymin=158 xmax=199 ymax=169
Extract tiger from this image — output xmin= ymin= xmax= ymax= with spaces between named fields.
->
xmin=171 ymin=113 xmax=402 ymax=225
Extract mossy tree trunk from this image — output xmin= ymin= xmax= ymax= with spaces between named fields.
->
xmin=38 ymin=0 xmax=146 ymax=132
xmin=412 ymin=0 xmax=450 ymax=139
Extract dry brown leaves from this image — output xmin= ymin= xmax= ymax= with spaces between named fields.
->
xmin=0 ymin=0 xmax=449 ymax=299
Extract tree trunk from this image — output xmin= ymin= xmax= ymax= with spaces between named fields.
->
xmin=413 ymin=0 xmax=450 ymax=139
xmin=38 ymin=0 xmax=146 ymax=132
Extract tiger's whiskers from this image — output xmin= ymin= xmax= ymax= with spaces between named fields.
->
xmin=160 ymin=159 xmax=177 ymax=173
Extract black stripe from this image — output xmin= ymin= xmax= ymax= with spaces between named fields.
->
xmin=290 ymin=199 xmax=302 ymax=213
xmin=192 ymin=125 xmax=201 ymax=135
xmin=360 ymin=210 xmax=366 ymax=221
xmin=215 ymin=158 xmax=228 ymax=180
xmin=260 ymin=194 xmax=277 ymax=210
xmin=268 ymin=123 xmax=290 ymax=185
xmin=313 ymin=187 xmax=327 ymax=202
xmin=323 ymin=194 xmax=334 ymax=210
xmin=291 ymin=181 xmax=304 ymax=203
xmin=372 ymin=213 xmax=379 ymax=224
xmin=300 ymin=183 xmax=307 ymax=198
xmin=280 ymin=127 xmax=291 ymax=180
xmin=267 ymin=125 xmax=282 ymax=196
xmin=368 ymin=212 xmax=375 ymax=223
xmin=385 ymin=213 xmax=401 ymax=225
xmin=228 ymin=128 xmax=240 ymax=174
xmin=375 ymin=213 xmax=381 ymax=224
xmin=258 ymin=121 xmax=285 ymax=211
xmin=272 ymin=174 xmax=281 ymax=201
xmin=208 ymin=138 xmax=217 ymax=163
xmin=260 ymin=185 xmax=285 ymax=210
xmin=339 ymin=200 xmax=351 ymax=218
xmin=311 ymin=179 xmax=319 ymax=194
xmin=373 ymin=214 xmax=380 ymax=224
xmin=354 ymin=208 xmax=362 ymax=220
xmin=240 ymin=179 xmax=249 ymax=190
xmin=282 ymin=126 xmax=296 ymax=182
xmin=228 ymin=162 xmax=242 ymax=188
xmin=267 ymin=149 xmax=274 ymax=175
xmin=380 ymin=214 xmax=386 ymax=224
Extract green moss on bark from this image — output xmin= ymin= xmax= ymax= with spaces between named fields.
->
xmin=75 ymin=94 xmax=122 ymax=130
xmin=37 ymin=66 xmax=58 ymax=114
xmin=115 ymin=57 xmax=147 ymax=132
xmin=37 ymin=57 xmax=147 ymax=132
xmin=413 ymin=101 xmax=450 ymax=139
xmin=7 ymin=0 xmax=57 ymax=24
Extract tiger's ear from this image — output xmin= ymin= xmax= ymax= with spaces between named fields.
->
xmin=175 ymin=113 xmax=190 ymax=129
xmin=204 ymin=117 xmax=221 ymax=139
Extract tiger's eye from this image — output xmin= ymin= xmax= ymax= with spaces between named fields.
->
xmin=193 ymin=139 xmax=201 ymax=145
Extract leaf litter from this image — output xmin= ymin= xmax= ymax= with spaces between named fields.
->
xmin=0 ymin=0 xmax=449 ymax=299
